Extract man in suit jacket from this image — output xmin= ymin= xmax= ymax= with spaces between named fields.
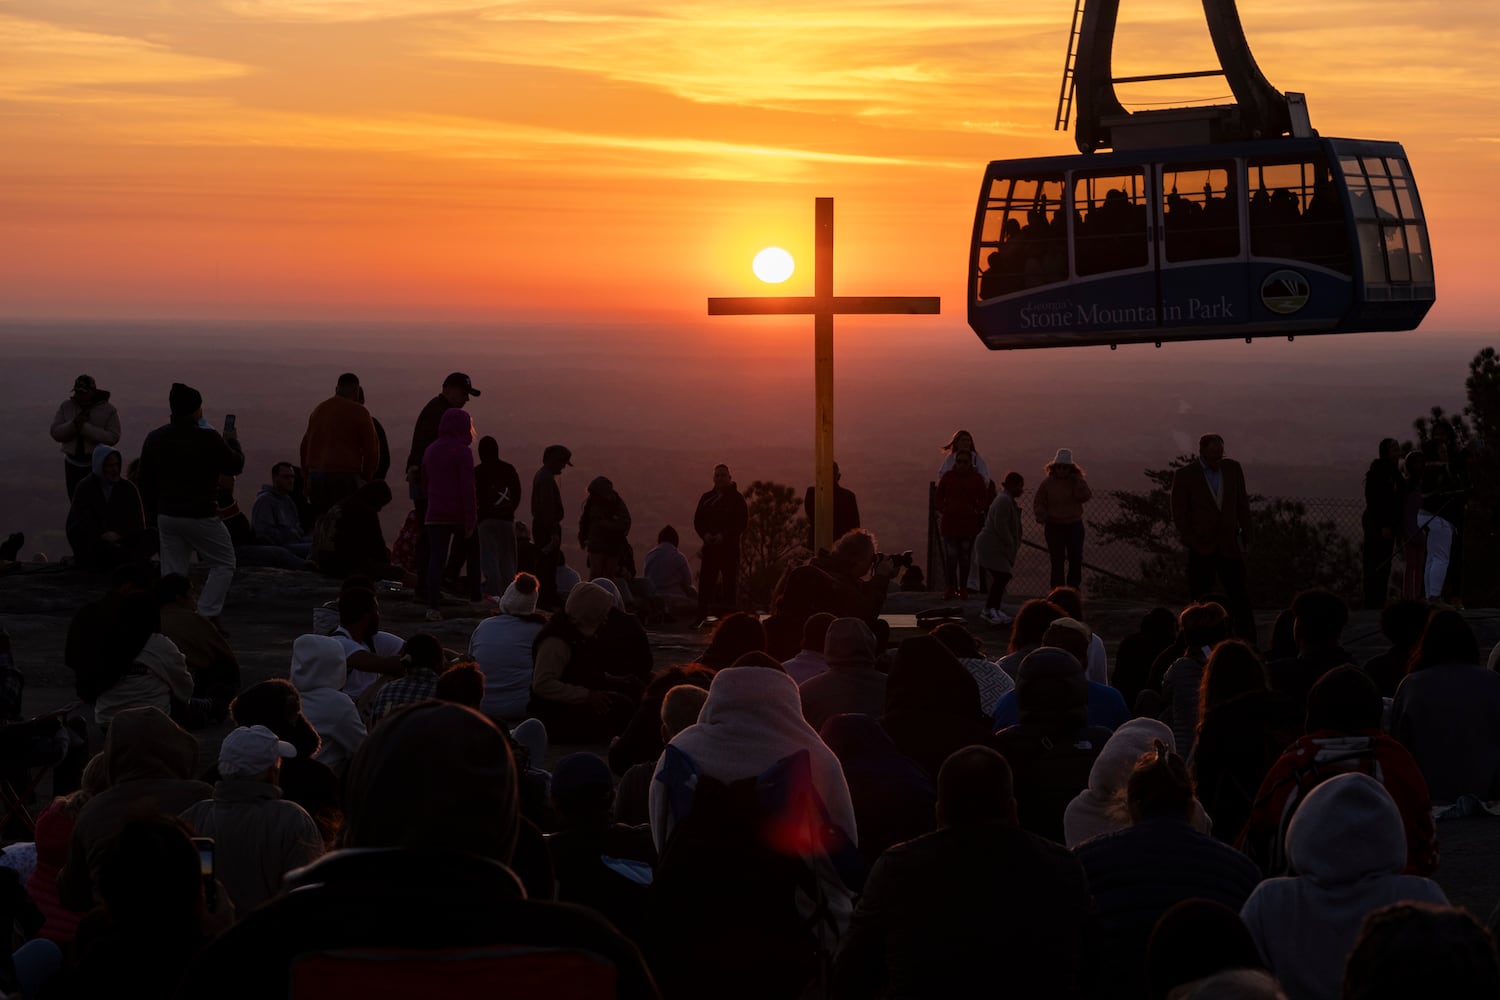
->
xmin=1170 ymin=434 xmax=1255 ymax=643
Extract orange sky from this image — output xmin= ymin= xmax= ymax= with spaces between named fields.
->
xmin=2 ymin=0 xmax=1496 ymax=331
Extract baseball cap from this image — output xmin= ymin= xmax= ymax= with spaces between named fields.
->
xmin=442 ymin=372 xmax=481 ymax=397
xmin=219 ymin=724 xmax=298 ymax=778
xmin=72 ymin=375 xmax=97 ymax=392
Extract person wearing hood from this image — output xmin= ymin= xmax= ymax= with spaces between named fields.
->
xmin=584 ymin=577 xmax=654 ymax=683
xmin=820 ymin=713 xmax=937 ymax=868
xmin=180 ymin=725 xmax=325 ymax=914
xmin=693 ymin=464 xmax=748 ymax=621
xmin=137 ymin=382 xmax=245 ymax=622
xmin=578 ymin=475 xmax=632 ymax=582
xmin=529 ymin=581 xmax=638 ymax=743
xmin=65 ymin=444 xmax=148 ymax=570
xmin=800 ymin=618 xmax=888 ymax=731
xmin=1361 ymin=438 xmax=1403 ymax=609
xmin=468 ymin=572 xmax=548 ymax=722
xmin=421 ymin=406 xmax=480 ymax=618
xmin=1073 ymin=744 xmax=1261 ymax=1000
xmin=58 ymin=706 xmax=212 ymax=911
xmin=404 ymin=372 xmax=477 ymax=603
xmin=1240 ymin=773 xmax=1447 ymax=1000
xmin=1063 ymin=719 xmax=1213 ymax=847
xmin=51 ymin=374 xmax=121 ymax=499
xmin=91 ymin=592 xmax=196 ymax=730
xmin=1242 ymin=667 xmax=1436 ymax=878
xmin=177 ymin=702 xmax=659 ymax=999
xmin=250 ymin=461 xmax=312 ymax=556
xmin=992 ymin=647 xmax=1114 ymax=843
xmin=832 ymin=746 xmax=1098 ymax=1000
xmin=289 ymin=634 xmax=367 ymax=774
xmin=474 ymin=435 xmax=523 ymax=598
xmin=649 ymin=659 xmax=858 ymax=860
xmin=881 ymin=635 xmax=994 ymax=781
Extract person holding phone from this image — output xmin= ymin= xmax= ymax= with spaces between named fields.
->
xmin=181 ymin=725 xmax=324 ymax=913
xmin=137 ymin=383 xmax=245 ymax=626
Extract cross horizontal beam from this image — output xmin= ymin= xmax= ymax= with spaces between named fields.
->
xmin=708 ymin=295 xmax=941 ymax=317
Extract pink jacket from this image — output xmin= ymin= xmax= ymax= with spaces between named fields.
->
xmin=422 ymin=408 xmax=477 ymax=533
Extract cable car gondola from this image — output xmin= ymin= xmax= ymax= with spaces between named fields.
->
xmin=967 ymin=0 xmax=1435 ymax=351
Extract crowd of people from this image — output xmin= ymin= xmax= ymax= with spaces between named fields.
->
xmin=4 ymin=375 xmax=1498 ymax=998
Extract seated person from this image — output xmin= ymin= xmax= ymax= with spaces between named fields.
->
xmin=467 ymin=573 xmax=548 ymax=722
xmin=528 ymin=582 xmax=639 ymax=744
xmin=641 ymin=525 xmax=697 ymax=619
xmin=774 ymin=529 xmax=896 ymax=634
xmin=92 ymin=595 xmax=195 ymax=732
xmin=156 ymin=573 xmax=240 ymax=726
xmin=217 ymin=476 xmax=306 ymax=570
xmin=315 ymin=481 xmax=403 ymax=581
xmin=250 ymin=462 xmax=314 ymax=559
xmin=289 ymin=634 xmax=366 ymax=774
xmin=329 ymin=587 xmax=406 ymax=703
xmin=368 ymin=633 xmax=446 ymax=725
xmin=65 ymin=445 xmax=152 ymax=570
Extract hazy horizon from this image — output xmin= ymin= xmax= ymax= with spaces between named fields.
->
xmin=4 ymin=318 xmax=1492 ymax=577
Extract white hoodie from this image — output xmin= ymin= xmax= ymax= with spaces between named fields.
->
xmin=290 ymin=634 xmax=366 ymax=773
xmin=95 ymin=633 xmax=195 ymax=729
xmin=1240 ymin=772 xmax=1447 ymax=1000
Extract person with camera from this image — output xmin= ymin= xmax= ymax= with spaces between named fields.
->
xmin=1033 ymin=449 xmax=1092 ymax=590
xmin=795 ymin=529 xmax=897 ymax=630
xmin=934 ymin=450 xmax=991 ymax=600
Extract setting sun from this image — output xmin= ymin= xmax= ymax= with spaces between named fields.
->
xmin=752 ymin=247 xmax=795 ymax=284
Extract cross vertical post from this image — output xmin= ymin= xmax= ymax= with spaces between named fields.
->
xmin=708 ymin=197 xmax=940 ymax=562
xmin=813 ymin=197 xmax=835 ymax=554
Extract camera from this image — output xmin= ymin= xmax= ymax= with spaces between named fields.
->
xmin=877 ymin=550 xmax=914 ymax=571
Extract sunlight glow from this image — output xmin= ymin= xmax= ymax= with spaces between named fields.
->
xmin=753 ymin=246 xmax=795 ymax=284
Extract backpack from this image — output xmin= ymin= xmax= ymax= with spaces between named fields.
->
xmin=646 ymin=748 xmax=852 ymax=1000
xmin=1241 ymin=735 xmax=1382 ymax=876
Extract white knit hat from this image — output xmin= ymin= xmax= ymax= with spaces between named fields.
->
xmin=498 ymin=576 xmax=539 ymax=616
xmin=1052 ymin=448 xmax=1074 ymax=466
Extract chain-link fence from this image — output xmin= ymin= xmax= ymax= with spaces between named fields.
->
xmin=927 ymin=484 xmax=1369 ymax=607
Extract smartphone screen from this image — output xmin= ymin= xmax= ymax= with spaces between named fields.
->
xmin=193 ymin=837 xmax=214 ymax=877
xmin=223 ymin=414 xmax=236 ymax=434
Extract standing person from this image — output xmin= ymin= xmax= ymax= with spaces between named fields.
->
xmin=65 ymin=445 xmax=149 ymax=570
xmin=693 ymin=464 xmax=748 ymax=621
xmin=51 ymin=374 xmax=121 ymax=500
xmin=578 ymin=476 xmax=631 ymax=582
xmin=937 ymin=429 xmax=992 ymax=485
xmin=1361 ymin=438 xmax=1403 ymax=609
xmin=532 ymin=444 xmax=572 ymax=610
xmin=1397 ymin=451 xmax=1427 ymax=600
xmin=474 ymin=435 xmax=522 ymax=599
xmin=1034 ymin=449 xmax=1092 ymax=590
xmin=976 ymin=471 xmax=1024 ymax=625
xmin=934 ymin=450 xmax=991 ymax=599
xmin=1171 ymin=434 xmax=1255 ymax=643
xmin=1417 ymin=440 xmax=1458 ymax=603
xmin=1432 ymin=422 xmax=1469 ymax=605
xmin=421 ymin=408 xmax=479 ymax=621
xmin=805 ymin=462 xmax=861 ymax=553
xmin=137 ymin=382 xmax=245 ymax=625
xmin=299 ymin=373 xmax=379 ymax=517
xmin=404 ymin=373 xmax=479 ymax=603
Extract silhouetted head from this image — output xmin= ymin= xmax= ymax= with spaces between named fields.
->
xmin=1409 ymin=609 xmax=1479 ymax=672
xmin=1291 ymin=589 xmax=1348 ymax=649
xmin=1198 ymin=640 xmax=1266 ymax=723
xmin=1046 ymin=586 xmax=1086 ymax=621
xmin=701 ymin=612 xmax=767 ymax=670
xmin=1306 ymin=666 xmax=1382 ymax=733
xmin=661 ymin=684 xmax=709 ymax=739
xmin=931 ymin=622 xmax=983 ymax=660
xmin=937 ymin=746 xmax=1016 ymax=829
xmin=477 ymin=435 xmax=499 ymax=463
xmin=1008 ymin=599 xmax=1065 ymax=653
xmin=800 ymin=612 xmax=835 ymax=653
xmin=943 ymin=430 xmax=975 ymax=454
xmin=1380 ymin=600 xmax=1431 ymax=650
xmin=336 ymin=372 xmax=360 ymax=399
xmin=1198 ymin=434 xmax=1225 ymax=469
xmin=441 ymin=372 xmax=480 ymax=406
xmin=1344 ymin=903 xmax=1500 ymax=1000
xmin=434 ymin=662 xmax=484 ymax=710
xmin=97 ymin=816 xmax=203 ymax=935
xmin=657 ymin=525 xmax=679 ymax=547
xmin=1127 ymin=740 xmax=1195 ymax=823
xmin=355 ymin=479 xmax=392 ymax=510
xmin=713 ymin=464 xmax=733 ymax=491
xmin=1379 ymin=437 xmax=1400 ymax=463
xmin=1180 ymin=602 xmax=1231 ymax=652
xmin=1147 ymin=899 xmax=1265 ymax=999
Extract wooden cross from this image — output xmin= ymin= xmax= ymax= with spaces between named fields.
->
xmin=708 ymin=197 xmax=940 ymax=554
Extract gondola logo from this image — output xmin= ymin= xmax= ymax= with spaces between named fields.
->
xmin=1261 ymin=270 xmax=1310 ymax=314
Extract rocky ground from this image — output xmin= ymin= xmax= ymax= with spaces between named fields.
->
xmin=2 ymin=563 xmax=1497 ymax=915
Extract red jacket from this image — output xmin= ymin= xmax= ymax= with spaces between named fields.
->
xmin=1238 ymin=729 xmax=1437 ymax=877
xmin=935 ymin=467 xmax=991 ymax=538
